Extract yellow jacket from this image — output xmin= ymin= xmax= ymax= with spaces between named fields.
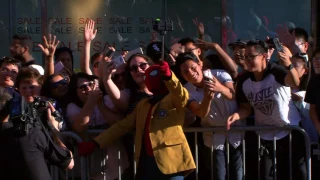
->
xmin=94 ymin=72 xmax=196 ymax=175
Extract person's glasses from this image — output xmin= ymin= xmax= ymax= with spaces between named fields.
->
xmin=244 ymin=54 xmax=261 ymax=61
xmin=51 ymin=79 xmax=68 ymax=89
xmin=93 ymin=62 xmax=100 ymax=68
xmin=78 ymin=81 xmax=95 ymax=91
xmin=112 ymin=72 xmax=126 ymax=81
xmin=130 ymin=63 xmax=148 ymax=72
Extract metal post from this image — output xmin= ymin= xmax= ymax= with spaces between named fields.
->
xmin=195 ymin=132 xmax=199 ymax=180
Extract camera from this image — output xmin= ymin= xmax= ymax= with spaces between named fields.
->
xmin=8 ymin=96 xmax=62 ymax=136
xmin=152 ymin=18 xmax=173 ymax=35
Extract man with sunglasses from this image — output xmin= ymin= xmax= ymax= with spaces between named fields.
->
xmin=227 ymin=39 xmax=306 ymax=179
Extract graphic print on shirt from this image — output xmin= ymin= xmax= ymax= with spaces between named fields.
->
xmin=246 ymin=86 xmax=275 ymax=115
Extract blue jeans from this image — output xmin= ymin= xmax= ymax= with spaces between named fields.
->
xmin=211 ymin=145 xmax=243 ymax=180
xmin=135 ymin=147 xmax=184 ymax=180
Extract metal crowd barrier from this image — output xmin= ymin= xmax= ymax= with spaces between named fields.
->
xmin=51 ymin=126 xmax=314 ymax=180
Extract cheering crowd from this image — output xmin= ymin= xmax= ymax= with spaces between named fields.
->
xmin=0 ymin=18 xmax=320 ymax=180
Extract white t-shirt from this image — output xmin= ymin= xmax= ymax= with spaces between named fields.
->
xmin=185 ymin=69 xmax=241 ymax=150
xmin=66 ymin=95 xmax=129 ymax=180
xmin=237 ymin=62 xmax=301 ymax=140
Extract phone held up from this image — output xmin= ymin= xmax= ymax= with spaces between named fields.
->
xmin=273 ymin=38 xmax=284 ymax=52
xmin=106 ymin=49 xmax=115 ymax=58
xmin=203 ymin=69 xmax=213 ymax=82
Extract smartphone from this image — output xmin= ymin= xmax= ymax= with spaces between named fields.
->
xmin=203 ymin=69 xmax=213 ymax=82
xmin=273 ymin=38 xmax=283 ymax=52
xmin=112 ymin=55 xmax=126 ymax=68
xmin=106 ymin=49 xmax=115 ymax=58
xmin=54 ymin=61 xmax=64 ymax=73
xmin=125 ymin=47 xmax=143 ymax=61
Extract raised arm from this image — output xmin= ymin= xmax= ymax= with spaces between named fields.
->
xmin=68 ymin=87 xmax=103 ymax=133
xmin=197 ymin=39 xmax=238 ymax=78
xmin=80 ymin=19 xmax=97 ymax=75
xmin=38 ymin=34 xmax=60 ymax=81
xmin=278 ymin=46 xmax=300 ymax=88
xmin=101 ymin=57 xmax=130 ymax=112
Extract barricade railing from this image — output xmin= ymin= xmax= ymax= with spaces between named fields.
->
xmin=54 ymin=125 xmax=313 ymax=180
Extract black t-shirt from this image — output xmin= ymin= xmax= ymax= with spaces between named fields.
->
xmin=0 ymin=127 xmax=72 ymax=180
xmin=305 ymin=75 xmax=320 ymax=119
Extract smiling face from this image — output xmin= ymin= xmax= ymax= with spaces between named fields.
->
xmin=244 ymin=45 xmax=267 ymax=72
xmin=129 ymin=56 xmax=150 ymax=86
xmin=76 ymin=78 xmax=95 ymax=103
xmin=0 ymin=62 xmax=19 ymax=87
xmin=179 ymin=59 xmax=203 ymax=86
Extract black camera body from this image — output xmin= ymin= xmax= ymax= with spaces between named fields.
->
xmin=9 ymin=96 xmax=62 ymax=136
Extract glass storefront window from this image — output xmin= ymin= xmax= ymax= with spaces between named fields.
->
xmin=1 ymin=0 xmax=314 ymax=69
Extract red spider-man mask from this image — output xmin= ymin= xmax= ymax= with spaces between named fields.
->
xmin=145 ymin=65 xmax=169 ymax=95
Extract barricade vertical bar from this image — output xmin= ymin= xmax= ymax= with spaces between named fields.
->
xmin=195 ymin=132 xmax=199 ymax=180
xmin=289 ymin=132 xmax=292 ymax=180
xmin=258 ymin=135 xmax=261 ymax=180
xmin=302 ymin=129 xmax=311 ymax=180
xmin=242 ymin=131 xmax=246 ymax=180
xmin=134 ymin=143 xmax=136 ymax=177
xmin=211 ymin=143 xmax=214 ymax=180
xmin=118 ymin=148 xmax=122 ymax=180
xmin=226 ymin=131 xmax=230 ymax=180
xmin=273 ymin=135 xmax=277 ymax=180
xmin=102 ymin=150 xmax=107 ymax=180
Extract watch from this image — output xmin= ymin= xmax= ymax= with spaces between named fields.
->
xmin=286 ymin=64 xmax=294 ymax=70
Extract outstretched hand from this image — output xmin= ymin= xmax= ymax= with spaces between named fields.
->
xmin=38 ymin=34 xmax=60 ymax=57
xmin=84 ymin=19 xmax=97 ymax=42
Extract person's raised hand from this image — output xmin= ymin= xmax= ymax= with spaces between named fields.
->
xmin=84 ymin=19 xmax=97 ymax=42
xmin=159 ymin=61 xmax=171 ymax=78
xmin=38 ymin=34 xmax=60 ymax=58
xmin=192 ymin=18 xmax=204 ymax=37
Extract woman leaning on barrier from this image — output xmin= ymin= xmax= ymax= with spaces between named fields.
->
xmin=227 ymin=40 xmax=307 ymax=180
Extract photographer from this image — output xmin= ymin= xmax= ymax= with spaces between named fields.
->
xmin=0 ymin=67 xmax=74 ymax=180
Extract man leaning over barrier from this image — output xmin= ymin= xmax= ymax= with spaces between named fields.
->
xmin=78 ymin=60 xmax=196 ymax=180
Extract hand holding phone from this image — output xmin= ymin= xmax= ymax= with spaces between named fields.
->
xmin=106 ymin=49 xmax=115 ymax=58
xmin=112 ymin=55 xmax=126 ymax=68
xmin=203 ymin=69 xmax=213 ymax=82
xmin=273 ymin=38 xmax=284 ymax=52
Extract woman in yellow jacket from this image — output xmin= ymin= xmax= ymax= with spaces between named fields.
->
xmin=78 ymin=61 xmax=196 ymax=180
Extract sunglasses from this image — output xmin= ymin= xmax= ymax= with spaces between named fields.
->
xmin=93 ymin=62 xmax=100 ymax=68
xmin=112 ymin=72 xmax=126 ymax=81
xmin=51 ymin=79 xmax=68 ymax=89
xmin=129 ymin=62 xmax=148 ymax=72
xmin=78 ymin=81 xmax=95 ymax=91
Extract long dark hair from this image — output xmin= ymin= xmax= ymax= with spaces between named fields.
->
xmin=67 ymin=72 xmax=97 ymax=108
xmin=125 ymin=53 xmax=152 ymax=92
xmin=40 ymin=73 xmax=66 ymax=99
